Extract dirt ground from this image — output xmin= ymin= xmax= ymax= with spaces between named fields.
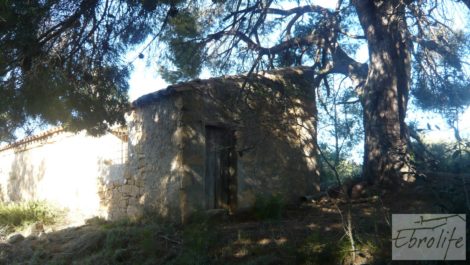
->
xmin=0 ymin=174 xmax=468 ymax=265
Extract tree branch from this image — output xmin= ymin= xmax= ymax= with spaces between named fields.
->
xmin=38 ymin=0 xmax=99 ymax=46
xmin=410 ymin=35 xmax=461 ymax=69
xmin=331 ymin=47 xmax=368 ymax=86
xmin=224 ymin=4 xmax=332 ymax=21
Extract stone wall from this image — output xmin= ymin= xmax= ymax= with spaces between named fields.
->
xmin=0 ymin=130 xmax=127 ymax=223
xmin=0 ymin=68 xmax=319 ymax=224
xmin=125 ymin=67 xmax=319 ymax=222
xmin=110 ymin=94 xmax=183 ymax=221
xmin=179 ymin=67 xmax=319 ymax=216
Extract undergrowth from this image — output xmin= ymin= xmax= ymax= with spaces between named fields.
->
xmin=297 ymin=231 xmax=350 ymax=265
xmin=253 ymin=194 xmax=284 ymax=221
xmin=4 ymin=183 xmax=464 ymax=265
xmin=72 ymin=212 xmax=218 ymax=265
xmin=0 ymin=201 xmax=62 ymax=236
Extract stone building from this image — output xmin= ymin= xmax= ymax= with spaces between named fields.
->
xmin=0 ymin=67 xmax=320 ymax=224
xmin=0 ymin=128 xmax=128 ymax=223
xmin=109 ymin=67 xmax=320 ymax=222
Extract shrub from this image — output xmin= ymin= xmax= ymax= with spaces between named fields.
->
xmin=0 ymin=201 xmax=62 ymax=236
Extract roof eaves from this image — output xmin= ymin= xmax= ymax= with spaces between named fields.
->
xmin=0 ymin=127 xmax=65 ymax=152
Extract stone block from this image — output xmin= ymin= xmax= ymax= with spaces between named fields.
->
xmin=121 ymin=184 xmax=132 ymax=194
xmin=118 ymin=198 xmax=128 ymax=208
xmin=139 ymin=193 xmax=148 ymax=204
xmin=127 ymin=205 xmax=144 ymax=221
xmin=129 ymin=185 xmax=139 ymax=198
xmin=128 ymin=197 xmax=138 ymax=207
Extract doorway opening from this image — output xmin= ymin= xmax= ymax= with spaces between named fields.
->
xmin=204 ymin=126 xmax=237 ymax=211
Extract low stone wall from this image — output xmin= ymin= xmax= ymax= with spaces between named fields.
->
xmin=98 ymin=172 xmax=143 ymax=221
xmin=0 ymin=131 xmax=127 ymax=224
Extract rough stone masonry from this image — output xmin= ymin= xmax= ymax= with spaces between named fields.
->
xmin=102 ymin=66 xmax=320 ymax=223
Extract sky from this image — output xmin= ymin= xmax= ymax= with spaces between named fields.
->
xmin=127 ymin=0 xmax=340 ymax=101
xmin=2 ymin=0 xmax=468 ymax=156
xmin=127 ymin=0 xmax=470 ymax=147
xmin=127 ymin=55 xmax=168 ymax=102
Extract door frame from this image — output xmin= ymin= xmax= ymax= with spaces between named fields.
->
xmin=204 ymin=124 xmax=237 ymax=212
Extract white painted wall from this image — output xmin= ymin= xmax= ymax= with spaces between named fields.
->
xmin=0 ymin=131 xmax=127 ymax=223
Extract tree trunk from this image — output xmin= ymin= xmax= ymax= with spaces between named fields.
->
xmin=353 ymin=0 xmax=415 ymax=185
xmin=462 ymin=0 xmax=470 ymax=10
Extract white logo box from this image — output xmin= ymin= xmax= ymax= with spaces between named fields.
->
xmin=392 ymin=214 xmax=466 ymax=260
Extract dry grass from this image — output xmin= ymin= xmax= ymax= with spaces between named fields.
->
xmin=0 ymin=201 xmax=62 ymax=237
xmin=2 ymin=177 xmax=468 ymax=265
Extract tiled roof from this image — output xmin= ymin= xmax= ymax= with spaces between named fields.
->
xmin=0 ymin=127 xmax=65 ymax=152
xmin=0 ymin=126 xmax=128 ymax=152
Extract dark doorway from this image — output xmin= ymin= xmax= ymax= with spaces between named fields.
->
xmin=204 ymin=126 xmax=237 ymax=211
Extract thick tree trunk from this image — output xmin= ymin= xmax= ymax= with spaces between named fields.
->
xmin=353 ymin=0 xmax=415 ymax=185
xmin=462 ymin=0 xmax=470 ymax=10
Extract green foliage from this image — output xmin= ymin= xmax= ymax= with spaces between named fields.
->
xmin=414 ymin=141 xmax=470 ymax=173
xmin=412 ymin=139 xmax=470 ymax=213
xmin=318 ymin=146 xmax=362 ymax=187
xmin=160 ymin=39 xmax=204 ymax=83
xmin=297 ymin=232 xmax=349 ymax=265
xmin=78 ymin=221 xmax=172 ymax=265
xmin=0 ymin=201 xmax=62 ymax=235
xmin=253 ymin=194 xmax=284 ymax=221
xmin=0 ymin=0 xmax=176 ymax=142
xmin=412 ymin=30 xmax=470 ymax=126
xmin=159 ymin=7 xmax=205 ymax=83
xmin=84 ymin=216 xmax=109 ymax=226
xmin=168 ymin=10 xmax=200 ymax=38
xmin=316 ymin=74 xmax=364 ymax=187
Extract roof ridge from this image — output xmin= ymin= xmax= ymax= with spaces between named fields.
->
xmin=0 ymin=127 xmax=65 ymax=152
xmin=0 ymin=126 xmax=129 ymax=152
xmin=131 ymin=66 xmax=313 ymax=108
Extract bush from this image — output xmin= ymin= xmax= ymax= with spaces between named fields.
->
xmin=319 ymin=157 xmax=362 ymax=189
xmin=0 ymin=201 xmax=61 ymax=236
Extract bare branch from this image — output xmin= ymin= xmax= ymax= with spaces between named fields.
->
xmin=338 ymin=30 xmax=366 ymax=39
xmin=224 ymin=4 xmax=332 ymax=21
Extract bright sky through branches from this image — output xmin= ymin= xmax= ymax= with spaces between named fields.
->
xmin=127 ymin=0 xmax=470 ymax=156
xmin=127 ymin=0 xmax=340 ymax=101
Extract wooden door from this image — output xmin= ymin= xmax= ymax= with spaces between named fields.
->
xmin=205 ymin=126 xmax=236 ymax=210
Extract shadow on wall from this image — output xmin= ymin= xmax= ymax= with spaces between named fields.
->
xmin=179 ymin=70 xmax=319 ymax=215
xmin=103 ymin=68 xmax=320 ymax=222
xmin=8 ymin=152 xmax=46 ymax=202
xmin=215 ymin=78 xmax=318 ymax=203
xmin=107 ymin=99 xmax=184 ymax=221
